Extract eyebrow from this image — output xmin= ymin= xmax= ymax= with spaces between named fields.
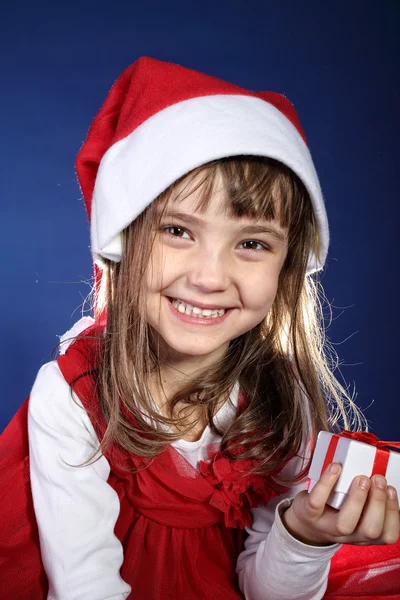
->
xmin=158 ymin=210 xmax=287 ymax=243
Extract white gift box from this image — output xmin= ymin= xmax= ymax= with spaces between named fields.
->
xmin=308 ymin=431 xmax=400 ymax=509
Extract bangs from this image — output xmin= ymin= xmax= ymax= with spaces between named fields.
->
xmin=153 ymin=156 xmax=315 ymax=252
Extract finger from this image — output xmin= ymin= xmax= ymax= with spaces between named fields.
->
xmin=357 ymin=475 xmax=388 ymax=541
xmin=380 ymin=486 xmax=400 ymax=544
xmin=335 ymin=475 xmax=371 ymax=536
xmin=307 ymin=463 xmax=342 ymax=517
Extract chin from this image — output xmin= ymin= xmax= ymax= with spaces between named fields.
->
xmin=156 ymin=333 xmax=228 ymax=362
xmin=167 ymin=343 xmax=222 ymax=359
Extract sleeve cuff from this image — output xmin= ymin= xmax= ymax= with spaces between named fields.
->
xmin=274 ymin=498 xmax=342 ymax=559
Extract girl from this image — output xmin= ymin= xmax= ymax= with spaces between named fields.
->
xmin=1 ymin=56 xmax=399 ymax=600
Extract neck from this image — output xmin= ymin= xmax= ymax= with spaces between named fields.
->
xmin=148 ymin=360 xmax=204 ymax=408
xmin=152 ymin=336 xmax=227 ymax=391
xmin=149 ymin=350 xmax=225 ymax=411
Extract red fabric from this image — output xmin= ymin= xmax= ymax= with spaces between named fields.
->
xmin=0 ymin=398 xmax=48 ymax=599
xmin=1 ymin=331 xmax=399 ymax=598
xmin=326 ymin=542 xmax=400 ymax=598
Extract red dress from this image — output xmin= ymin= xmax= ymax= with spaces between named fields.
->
xmin=1 ymin=332 xmax=400 ymax=599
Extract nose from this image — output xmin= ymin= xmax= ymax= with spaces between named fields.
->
xmin=187 ymin=249 xmax=230 ymax=293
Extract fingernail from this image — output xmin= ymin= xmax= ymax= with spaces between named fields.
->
xmin=387 ymin=487 xmax=397 ymax=500
xmin=329 ymin=463 xmax=340 ymax=474
xmin=358 ymin=476 xmax=370 ymax=490
xmin=374 ymin=476 xmax=386 ymax=489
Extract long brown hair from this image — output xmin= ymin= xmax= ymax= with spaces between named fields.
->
xmin=89 ymin=156 xmax=363 ymax=483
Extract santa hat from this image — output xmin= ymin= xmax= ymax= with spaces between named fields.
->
xmin=76 ymin=56 xmax=329 ymax=274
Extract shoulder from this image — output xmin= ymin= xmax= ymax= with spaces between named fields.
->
xmin=30 ymin=359 xmax=72 ymax=408
xmin=58 ymin=316 xmax=97 ymax=355
xmin=57 ymin=318 xmax=104 ymax=390
xmin=28 ymin=360 xmax=99 ymax=447
xmin=28 ymin=316 xmax=105 ymax=446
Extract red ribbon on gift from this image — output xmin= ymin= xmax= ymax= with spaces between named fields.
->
xmin=321 ymin=430 xmax=400 ymax=479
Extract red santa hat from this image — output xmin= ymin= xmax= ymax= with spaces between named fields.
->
xmin=76 ymin=56 xmax=329 ymax=274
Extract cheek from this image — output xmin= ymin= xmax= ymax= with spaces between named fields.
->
xmin=145 ymin=246 xmax=169 ymax=291
xmin=241 ymin=271 xmax=280 ymax=313
xmin=145 ymin=249 xmax=185 ymax=300
xmin=146 ymin=265 xmax=161 ymax=293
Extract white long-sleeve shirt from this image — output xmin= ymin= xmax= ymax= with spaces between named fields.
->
xmin=28 ymin=332 xmax=340 ymax=600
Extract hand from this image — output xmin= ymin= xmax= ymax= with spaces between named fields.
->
xmin=281 ymin=462 xmax=400 ymax=547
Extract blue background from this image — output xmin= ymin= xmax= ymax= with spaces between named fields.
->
xmin=1 ymin=0 xmax=399 ymax=438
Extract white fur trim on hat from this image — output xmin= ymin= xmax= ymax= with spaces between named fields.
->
xmin=91 ymin=94 xmax=329 ymax=273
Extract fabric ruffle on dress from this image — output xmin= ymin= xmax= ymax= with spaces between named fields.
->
xmin=199 ymin=444 xmax=288 ymax=528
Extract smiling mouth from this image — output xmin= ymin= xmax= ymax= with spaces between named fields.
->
xmin=169 ymin=297 xmax=226 ymax=319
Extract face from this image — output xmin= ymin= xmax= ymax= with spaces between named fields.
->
xmin=145 ymin=173 xmax=289 ymax=370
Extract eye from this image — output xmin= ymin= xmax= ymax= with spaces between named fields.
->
xmin=162 ymin=225 xmax=191 ymax=239
xmin=238 ymin=240 xmax=269 ymax=252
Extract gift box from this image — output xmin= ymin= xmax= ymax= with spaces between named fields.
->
xmin=308 ymin=430 xmax=400 ymax=509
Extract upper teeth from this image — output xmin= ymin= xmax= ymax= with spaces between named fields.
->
xmin=171 ymin=299 xmax=226 ymax=318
